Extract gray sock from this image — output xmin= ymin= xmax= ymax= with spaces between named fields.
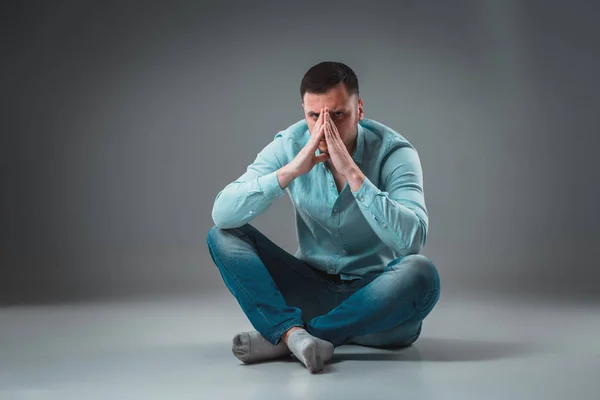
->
xmin=286 ymin=329 xmax=334 ymax=373
xmin=232 ymin=331 xmax=291 ymax=363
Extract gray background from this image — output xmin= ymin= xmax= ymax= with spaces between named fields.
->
xmin=2 ymin=0 xmax=599 ymax=305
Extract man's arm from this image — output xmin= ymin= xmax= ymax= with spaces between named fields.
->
xmin=211 ymin=133 xmax=289 ymax=229
xmin=350 ymin=143 xmax=428 ymax=255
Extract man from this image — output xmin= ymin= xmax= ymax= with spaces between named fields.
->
xmin=207 ymin=61 xmax=440 ymax=373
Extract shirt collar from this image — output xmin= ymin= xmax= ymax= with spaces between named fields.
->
xmin=351 ymin=123 xmax=365 ymax=165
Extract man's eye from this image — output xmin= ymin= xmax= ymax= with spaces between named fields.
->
xmin=335 ymin=112 xmax=344 ymax=117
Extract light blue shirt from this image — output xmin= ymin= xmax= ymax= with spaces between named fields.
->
xmin=211 ymin=118 xmax=428 ymax=280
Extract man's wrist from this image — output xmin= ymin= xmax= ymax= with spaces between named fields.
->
xmin=277 ymin=164 xmax=297 ymax=189
xmin=345 ymin=166 xmax=365 ymax=192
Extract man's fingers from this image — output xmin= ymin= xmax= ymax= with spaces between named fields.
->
xmin=314 ymin=153 xmax=329 ymax=164
xmin=324 ymin=121 xmax=332 ymax=141
xmin=324 ymin=116 xmax=339 ymax=139
xmin=309 ymin=123 xmax=326 ymax=149
xmin=312 ymin=108 xmax=324 ymax=135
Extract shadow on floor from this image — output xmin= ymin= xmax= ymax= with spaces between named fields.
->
xmin=331 ymin=337 xmax=546 ymax=363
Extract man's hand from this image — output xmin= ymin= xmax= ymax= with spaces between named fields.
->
xmin=277 ymin=108 xmax=330 ymax=188
xmin=322 ymin=109 xmax=366 ymax=191
xmin=323 ymin=109 xmax=358 ymax=177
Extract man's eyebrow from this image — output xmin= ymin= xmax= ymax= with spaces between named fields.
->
xmin=308 ymin=109 xmax=345 ymax=115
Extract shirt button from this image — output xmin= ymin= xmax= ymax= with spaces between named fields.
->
xmin=249 ymin=210 xmax=254 ymax=214
xmin=342 ymin=249 xmax=347 ymax=254
xmin=333 ymin=208 xmax=338 ymax=213
xmin=383 ymin=223 xmax=387 ymax=228
xmin=360 ymin=197 xmax=365 ymax=202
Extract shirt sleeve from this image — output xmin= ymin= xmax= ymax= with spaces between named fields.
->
xmin=211 ymin=133 xmax=286 ymax=229
xmin=351 ymin=143 xmax=428 ymax=255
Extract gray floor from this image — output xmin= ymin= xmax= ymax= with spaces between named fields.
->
xmin=1 ymin=291 xmax=599 ymax=400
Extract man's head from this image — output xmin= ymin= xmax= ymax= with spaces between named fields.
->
xmin=300 ymin=61 xmax=364 ymax=154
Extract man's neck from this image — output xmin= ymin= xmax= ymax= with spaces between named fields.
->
xmin=348 ymin=138 xmax=357 ymax=157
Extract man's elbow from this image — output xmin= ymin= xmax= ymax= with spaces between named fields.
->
xmin=212 ymin=214 xmax=247 ymax=230
xmin=401 ymin=221 xmax=427 ymax=255
xmin=211 ymin=202 xmax=243 ymax=230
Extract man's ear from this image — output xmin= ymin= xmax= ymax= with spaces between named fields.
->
xmin=358 ymin=98 xmax=364 ymax=120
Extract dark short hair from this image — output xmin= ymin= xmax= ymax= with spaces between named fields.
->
xmin=300 ymin=61 xmax=359 ymax=101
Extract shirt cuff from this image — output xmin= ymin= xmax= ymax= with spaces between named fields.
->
xmin=257 ymin=170 xmax=285 ymax=200
xmin=351 ymin=175 xmax=379 ymax=208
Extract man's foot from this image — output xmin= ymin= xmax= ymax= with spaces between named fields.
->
xmin=284 ymin=328 xmax=334 ymax=373
xmin=232 ymin=331 xmax=291 ymax=363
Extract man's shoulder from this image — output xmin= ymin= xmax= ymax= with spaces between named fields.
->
xmin=261 ymin=120 xmax=308 ymax=163
xmin=360 ymin=118 xmax=415 ymax=153
xmin=273 ymin=119 xmax=309 ymax=142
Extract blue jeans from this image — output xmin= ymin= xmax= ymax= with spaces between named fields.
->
xmin=206 ymin=224 xmax=440 ymax=348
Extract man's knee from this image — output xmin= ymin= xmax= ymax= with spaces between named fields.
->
xmin=206 ymin=223 xmax=253 ymax=246
xmin=207 ymin=225 xmax=236 ymax=258
xmin=405 ymin=254 xmax=439 ymax=284
xmin=207 ymin=225 xmax=227 ymax=250
xmin=390 ymin=254 xmax=440 ymax=311
xmin=206 ymin=224 xmax=219 ymax=244
xmin=206 ymin=225 xmax=248 ymax=274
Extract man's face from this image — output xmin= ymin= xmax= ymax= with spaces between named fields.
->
xmin=302 ymin=83 xmax=364 ymax=154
